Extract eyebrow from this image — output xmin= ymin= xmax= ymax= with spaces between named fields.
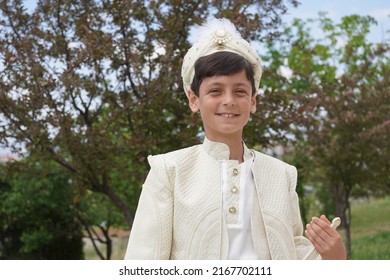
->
xmin=205 ymin=82 xmax=250 ymax=87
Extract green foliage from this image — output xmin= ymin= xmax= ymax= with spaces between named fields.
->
xmin=0 ymin=161 xmax=84 ymax=259
xmin=263 ymin=12 xmax=389 ymax=257
xmin=350 ymin=196 xmax=390 ymax=259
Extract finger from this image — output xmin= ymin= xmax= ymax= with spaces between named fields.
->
xmin=305 ymin=223 xmax=325 ymax=252
xmin=310 ymin=215 xmax=331 ymax=230
xmin=311 ymin=219 xmax=343 ymax=245
xmin=311 ymin=217 xmax=338 ymax=237
xmin=320 ymin=215 xmax=330 ymax=224
xmin=308 ymin=221 xmax=331 ymax=247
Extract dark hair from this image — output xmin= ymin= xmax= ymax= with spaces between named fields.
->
xmin=190 ymin=51 xmax=256 ymax=96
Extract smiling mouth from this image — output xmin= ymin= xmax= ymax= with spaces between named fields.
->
xmin=216 ymin=113 xmax=240 ymax=118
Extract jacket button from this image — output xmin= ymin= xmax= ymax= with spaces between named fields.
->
xmin=230 ymin=186 xmax=238 ymax=193
xmin=233 ymin=168 xmax=239 ymax=176
xmin=229 ymin=207 xmax=237 ymax=214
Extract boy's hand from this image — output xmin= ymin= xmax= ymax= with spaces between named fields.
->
xmin=305 ymin=215 xmax=347 ymax=260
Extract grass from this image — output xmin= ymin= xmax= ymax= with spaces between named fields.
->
xmin=351 ymin=196 xmax=390 ymax=237
xmin=83 ymin=196 xmax=390 ymax=260
xmin=351 ymin=231 xmax=390 ymax=260
xmin=350 ymin=196 xmax=390 ymax=260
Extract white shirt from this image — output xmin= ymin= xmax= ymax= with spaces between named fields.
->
xmin=221 ymin=156 xmax=257 ymax=259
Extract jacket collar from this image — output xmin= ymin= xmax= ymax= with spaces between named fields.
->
xmin=202 ymin=137 xmax=253 ymax=161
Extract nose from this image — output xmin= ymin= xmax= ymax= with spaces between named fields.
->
xmin=222 ymin=91 xmax=235 ymax=106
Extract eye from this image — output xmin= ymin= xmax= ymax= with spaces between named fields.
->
xmin=235 ymin=89 xmax=249 ymax=96
xmin=209 ymin=88 xmax=222 ymax=95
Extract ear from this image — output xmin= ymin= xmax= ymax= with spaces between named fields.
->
xmin=188 ymin=89 xmax=200 ymax=113
xmin=250 ymin=95 xmax=257 ymax=114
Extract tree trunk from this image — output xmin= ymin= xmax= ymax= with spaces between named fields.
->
xmin=333 ymin=184 xmax=352 ymax=259
xmin=333 ymin=186 xmax=352 ymax=259
xmin=100 ymin=225 xmax=112 ymax=260
xmin=343 ymin=187 xmax=352 ymax=259
xmin=76 ymin=211 xmax=112 ymax=260
xmin=99 ymin=184 xmax=134 ymax=227
xmin=54 ymin=156 xmax=135 ymax=228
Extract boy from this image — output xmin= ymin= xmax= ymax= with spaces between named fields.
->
xmin=125 ymin=18 xmax=346 ymax=260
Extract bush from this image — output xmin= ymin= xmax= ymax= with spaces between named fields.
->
xmin=0 ymin=162 xmax=84 ymax=260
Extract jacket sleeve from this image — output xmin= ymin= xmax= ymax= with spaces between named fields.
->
xmin=286 ymin=164 xmax=321 ymax=260
xmin=124 ymin=155 xmax=173 ymax=259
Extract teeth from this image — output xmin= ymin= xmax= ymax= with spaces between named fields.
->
xmin=220 ymin=114 xmax=237 ymax=118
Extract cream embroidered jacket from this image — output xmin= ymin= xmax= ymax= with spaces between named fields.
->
xmin=125 ymin=138 xmax=320 ymax=260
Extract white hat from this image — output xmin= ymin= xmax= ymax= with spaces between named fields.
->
xmin=181 ymin=17 xmax=262 ymax=97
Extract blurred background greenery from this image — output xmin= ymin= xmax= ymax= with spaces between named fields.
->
xmin=0 ymin=0 xmax=389 ymax=260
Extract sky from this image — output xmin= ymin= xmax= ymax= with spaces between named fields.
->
xmin=283 ymin=0 xmax=389 ymax=43
xmin=1 ymin=0 xmax=389 ymax=157
xmin=21 ymin=0 xmax=389 ymax=42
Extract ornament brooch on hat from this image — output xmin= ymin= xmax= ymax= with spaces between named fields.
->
xmin=193 ymin=17 xmax=242 ymax=47
xmin=181 ymin=17 xmax=262 ymax=97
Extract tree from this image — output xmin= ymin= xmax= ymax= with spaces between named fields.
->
xmin=0 ymin=160 xmax=84 ymax=259
xmin=263 ymin=13 xmax=390 ymax=258
xmin=0 ymin=0 xmax=299 ymax=232
xmin=76 ymin=190 xmax=126 ymax=260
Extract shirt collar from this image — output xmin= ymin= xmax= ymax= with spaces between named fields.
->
xmin=202 ymin=137 xmax=253 ymax=161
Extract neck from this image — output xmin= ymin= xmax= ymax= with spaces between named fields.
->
xmin=206 ymin=134 xmax=244 ymax=163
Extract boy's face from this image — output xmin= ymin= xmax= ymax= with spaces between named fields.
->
xmin=188 ymin=69 xmax=256 ymax=141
